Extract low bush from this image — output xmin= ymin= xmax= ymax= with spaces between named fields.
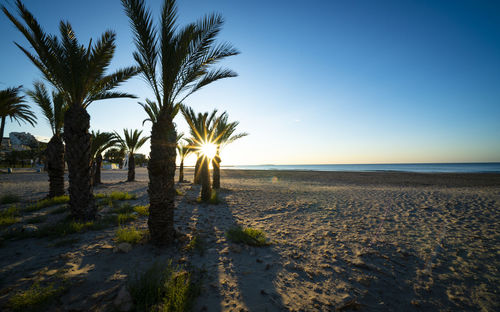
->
xmin=128 ymin=261 xmax=200 ymax=312
xmin=116 ymin=226 xmax=146 ymax=244
xmin=8 ymin=282 xmax=65 ymax=312
xmin=226 ymin=226 xmax=270 ymax=246
xmin=25 ymin=196 xmax=69 ymax=212
xmin=95 ymin=192 xmax=137 ymax=201
xmin=0 ymin=205 xmax=20 ymax=226
xmin=133 ymin=205 xmax=149 ymax=216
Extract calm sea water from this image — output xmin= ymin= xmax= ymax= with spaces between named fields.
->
xmin=222 ymin=163 xmax=500 ymax=173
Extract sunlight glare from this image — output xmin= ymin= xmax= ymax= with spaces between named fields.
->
xmin=200 ymin=143 xmax=217 ymax=159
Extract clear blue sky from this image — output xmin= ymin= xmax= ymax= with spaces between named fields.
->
xmin=1 ymin=0 xmax=499 ymax=165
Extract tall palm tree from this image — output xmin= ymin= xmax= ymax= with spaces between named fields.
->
xmin=114 ymin=129 xmax=148 ymax=182
xmin=182 ymin=106 xmax=220 ymax=201
xmin=212 ymin=113 xmax=248 ymax=189
xmin=122 ymin=0 xmax=239 ymax=245
xmin=182 ymin=106 xmax=219 ymax=185
xmin=176 ymin=141 xmax=192 ymax=183
xmin=91 ymin=131 xmax=118 ymax=185
xmin=26 ymin=82 xmax=67 ymax=197
xmin=0 ymin=86 xmax=36 ymax=147
xmin=3 ymin=0 xmax=138 ymax=221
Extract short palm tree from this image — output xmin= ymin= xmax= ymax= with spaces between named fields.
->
xmin=0 ymin=86 xmax=36 ymax=147
xmin=26 ymin=82 xmax=67 ymax=197
xmin=176 ymin=141 xmax=192 ymax=183
xmin=3 ymin=1 xmax=138 ymax=221
xmin=122 ymin=0 xmax=239 ymax=245
xmin=114 ymin=129 xmax=148 ymax=182
xmin=91 ymin=131 xmax=118 ymax=185
xmin=182 ymin=106 xmax=220 ymax=201
xmin=212 ymin=113 xmax=248 ymax=189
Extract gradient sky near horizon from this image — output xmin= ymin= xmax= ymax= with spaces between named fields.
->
xmin=1 ymin=0 xmax=499 ymax=165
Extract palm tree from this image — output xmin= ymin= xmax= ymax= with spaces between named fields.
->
xmin=26 ymin=82 xmax=67 ymax=197
xmin=212 ymin=113 xmax=248 ymax=189
xmin=3 ymin=1 xmax=138 ymax=221
xmin=114 ymin=129 xmax=148 ymax=182
xmin=122 ymin=0 xmax=239 ymax=245
xmin=0 ymin=86 xmax=36 ymax=147
xmin=182 ymin=106 xmax=220 ymax=201
xmin=176 ymin=141 xmax=192 ymax=183
xmin=91 ymin=131 xmax=118 ymax=185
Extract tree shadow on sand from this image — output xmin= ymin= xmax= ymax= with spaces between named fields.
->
xmin=181 ymin=185 xmax=284 ymax=311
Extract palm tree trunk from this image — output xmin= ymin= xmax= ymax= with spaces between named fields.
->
xmin=194 ymin=156 xmax=202 ymax=184
xmin=63 ymin=105 xmax=95 ymax=221
xmin=46 ymin=134 xmax=65 ymax=197
xmin=178 ymin=158 xmax=184 ymax=183
xmin=127 ymin=152 xmax=135 ymax=181
xmin=147 ymin=112 xmax=176 ymax=245
xmin=0 ymin=116 xmax=5 ymax=148
xmin=94 ymin=154 xmax=103 ymax=185
xmin=200 ymin=156 xmax=211 ymax=201
xmin=212 ymin=153 xmax=221 ymax=189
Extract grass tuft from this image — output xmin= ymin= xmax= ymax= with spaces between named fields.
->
xmin=128 ymin=261 xmax=200 ymax=312
xmin=226 ymin=226 xmax=270 ymax=246
xmin=185 ymin=235 xmax=205 ymax=255
xmin=116 ymin=226 xmax=146 ymax=244
xmin=49 ymin=205 xmax=67 ymax=215
xmin=175 ymin=189 xmax=184 ymax=196
xmin=8 ymin=282 xmax=65 ymax=312
xmin=114 ymin=202 xmax=134 ymax=214
xmin=0 ymin=194 xmax=20 ymax=205
xmin=0 ymin=205 xmax=21 ymax=226
xmin=95 ymin=192 xmax=137 ymax=201
xmin=25 ymin=196 xmax=69 ymax=212
xmin=117 ymin=213 xmax=137 ymax=224
xmin=133 ymin=205 xmax=149 ymax=216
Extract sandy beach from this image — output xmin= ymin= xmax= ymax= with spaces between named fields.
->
xmin=1 ymin=168 xmax=499 ymax=311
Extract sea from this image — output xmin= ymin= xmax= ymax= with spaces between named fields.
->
xmin=221 ymin=163 xmax=500 ymax=173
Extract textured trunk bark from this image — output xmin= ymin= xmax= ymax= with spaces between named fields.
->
xmin=63 ymin=105 xmax=95 ymax=221
xmin=194 ymin=156 xmax=202 ymax=184
xmin=212 ymin=153 xmax=221 ymax=189
xmin=0 ymin=117 xmax=5 ymax=147
xmin=94 ymin=154 xmax=102 ymax=185
xmin=200 ymin=156 xmax=211 ymax=201
xmin=147 ymin=112 xmax=176 ymax=245
xmin=46 ymin=134 xmax=65 ymax=197
xmin=178 ymin=159 xmax=184 ymax=183
xmin=127 ymin=152 xmax=135 ymax=181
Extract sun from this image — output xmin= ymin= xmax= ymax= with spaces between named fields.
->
xmin=200 ymin=143 xmax=217 ymax=159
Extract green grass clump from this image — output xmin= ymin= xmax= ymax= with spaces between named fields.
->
xmin=175 ymin=189 xmax=184 ymax=196
xmin=128 ymin=262 xmax=199 ymax=312
xmin=37 ymin=220 xmax=95 ymax=237
xmin=209 ymin=190 xmax=219 ymax=204
xmin=0 ymin=205 xmax=20 ymax=226
xmin=117 ymin=213 xmax=137 ymax=224
xmin=133 ymin=205 xmax=149 ymax=216
xmin=185 ymin=235 xmax=205 ymax=255
xmin=114 ymin=202 xmax=134 ymax=214
xmin=8 ymin=282 xmax=65 ymax=312
xmin=226 ymin=226 xmax=270 ymax=246
xmin=25 ymin=196 xmax=69 ymax=212
xmin=116 ymin=226 xmax=146 ymax=244
xmin=95 ymin=192 xmax=137 ymax=201
xmin=0 ymin=194 xmax=20 ymax=205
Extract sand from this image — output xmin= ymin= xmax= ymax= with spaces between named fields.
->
xmin=0 ymin=168 xmax=499 ymax=311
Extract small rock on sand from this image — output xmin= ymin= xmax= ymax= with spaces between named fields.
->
xmin=114 ymin=243 xmax=132 ymax=253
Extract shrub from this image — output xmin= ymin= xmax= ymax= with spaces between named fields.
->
xmin=116 ymin=226 xmax=145 ymax=244
xmin=95 ymin=192 xmax=137 ymax=201
xmin=185 ymin=235 xmax=205 ymax=255
xmin=25 ymin=196 xmax=69 ymax=212
xmin=133 ymin=205 xmax=149 ymax=216
xmin=8 ymin=282 xmax=65 ymax=312
xmin=0 ymin=205 xmax=20 ymax=226
xmin=0 ymin=194 xmax=20 ymax=205
xmin=128 ymin=262 xmax=199 ymax=312
xmin=226 ymin=226 xmax=269 ymax=246
xmin=117 ymin=213 xmax=137 ymax=224
xmin=114 ymin=203 xmax=135 ymax=214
